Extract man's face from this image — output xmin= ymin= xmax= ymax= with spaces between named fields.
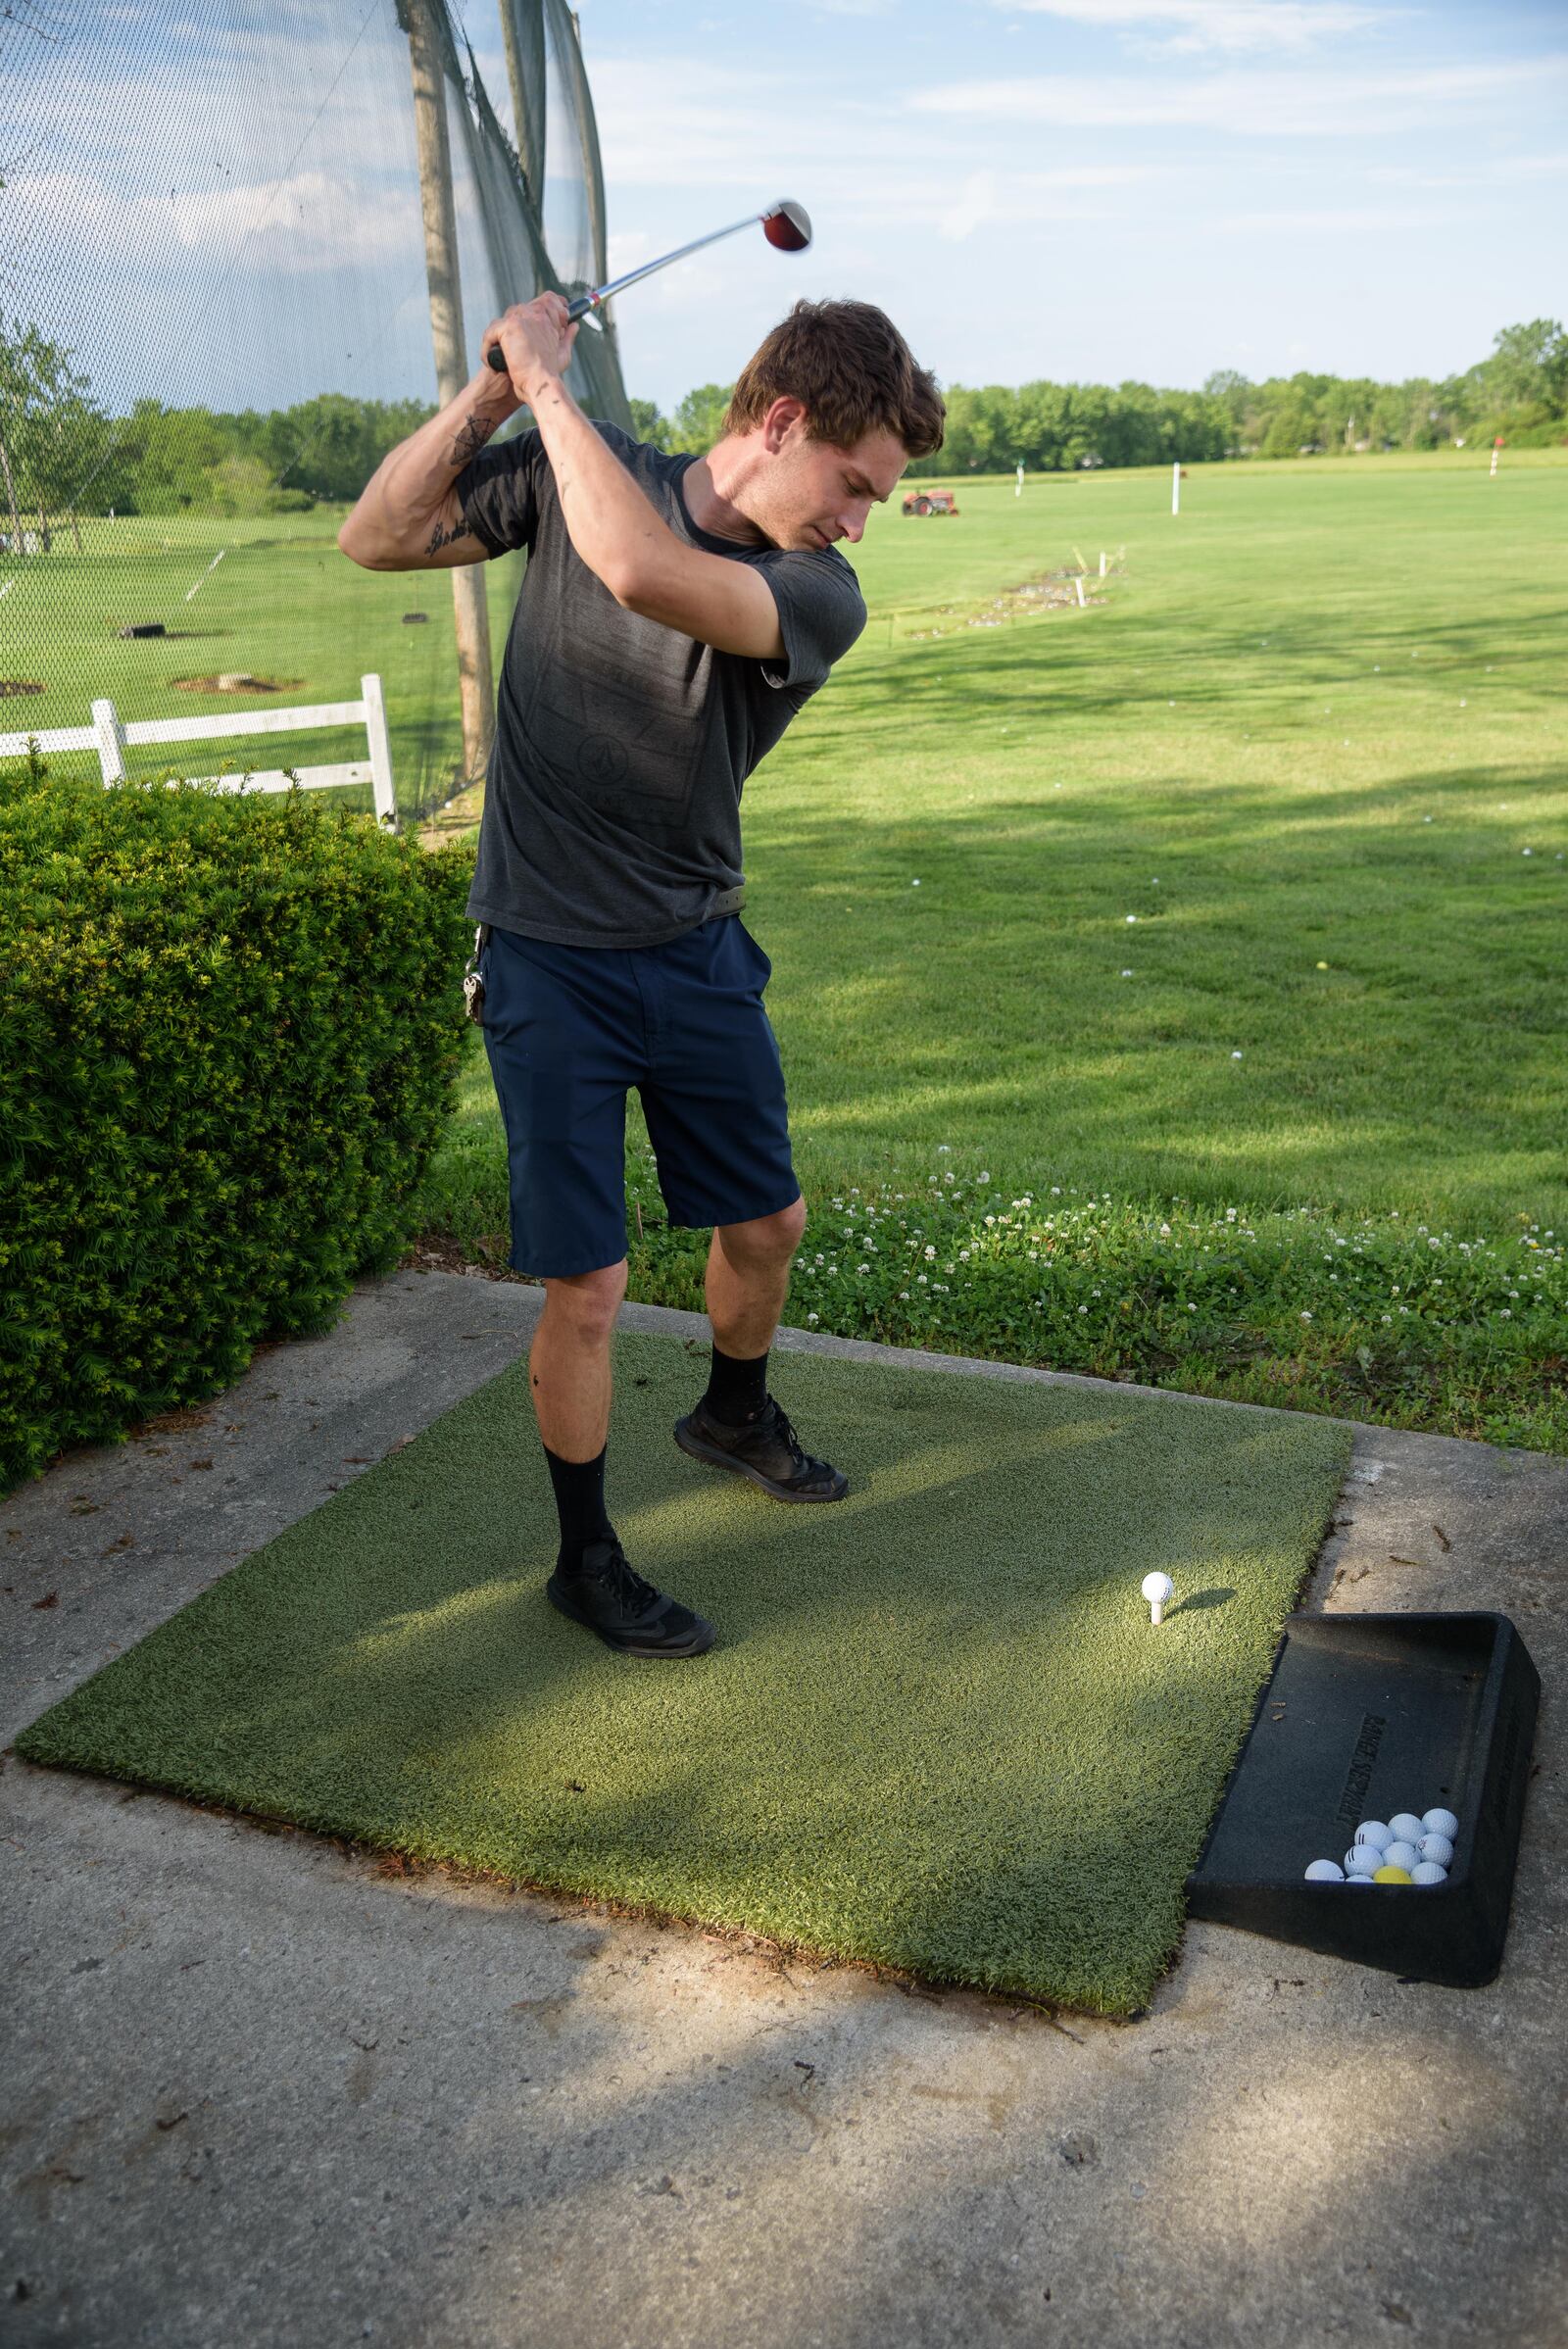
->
xmin=754 ymin=406 xmax=907 ymax=552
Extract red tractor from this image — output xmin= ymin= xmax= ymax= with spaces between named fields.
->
xmin=902 ymin=488 xmax=960 ymax=516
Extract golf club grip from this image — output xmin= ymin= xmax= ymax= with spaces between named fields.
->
xmin=484 ymin=292 xmax=596 ymax=370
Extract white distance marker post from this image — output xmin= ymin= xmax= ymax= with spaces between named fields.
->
xmin=1142 ymin=1571 xmax=1175 ymax=1626
xmin=1172 ymin=462 xmax=1181 ymax=516
xmin=1491 ymin=436 xmax=1502 ymax=477
xmin=1015 ymin=461 xmax=1024 ymax=499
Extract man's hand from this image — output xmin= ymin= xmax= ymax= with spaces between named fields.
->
xmin=481 ymin=294 xmax=578 ymax=409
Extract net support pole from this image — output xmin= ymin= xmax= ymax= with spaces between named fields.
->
xmin=408 ymin=0 xmax=495 ymax=790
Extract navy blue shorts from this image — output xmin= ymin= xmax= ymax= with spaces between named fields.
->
xmin=479 ymin=917 xmax=801 ymax=1278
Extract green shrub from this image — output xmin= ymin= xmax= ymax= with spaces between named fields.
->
xmin=0 ymin=754 xmax=470 ymax=1490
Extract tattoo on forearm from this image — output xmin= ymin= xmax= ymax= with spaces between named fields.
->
xmin=425 ymin=515 xmax=475 ymax=556
xmin=446 ymin=413 xmax=496 ymax=467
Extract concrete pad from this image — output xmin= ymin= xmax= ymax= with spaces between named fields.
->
xmin=3 ymin=1273 xmax=1563 ymax=2348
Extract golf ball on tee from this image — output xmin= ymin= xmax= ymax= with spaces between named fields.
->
xmin=1419 ymin=1833 xmax=1454 ymax=1867
xmin=1410 ymin=1862 xmax=1449 ymax=1885
xmin=1356 ymin=1821 xmax=1394 ymax=1852
xmin=1141 ymin=1572 xmax=1174 ymax=1624
xmin=1382 ymin=1840 xmax=1421 ymax=1873
xmin=1423 ymin=1807 xmax=1459 ymax=1840
xmin=1304 ymin=1860 xmax=1344 ymax=1882
xmin=1388 ymin=1813 xmax=1425 ymax=1844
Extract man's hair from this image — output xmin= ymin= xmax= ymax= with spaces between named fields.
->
xmin=724 ymin=299 xmax=945 ymax=459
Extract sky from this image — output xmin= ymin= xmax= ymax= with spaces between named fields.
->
xmin=2 ymin=0 xmax=1564 ymax=418
xmin=567 ymin=0 xmax=1568 ymax=409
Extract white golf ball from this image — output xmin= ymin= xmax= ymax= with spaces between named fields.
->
xmin=1382 ymin=1840 xmax=1421 ymax=1873
xmin=1141 ymin=1572 xmax=1174 ymax=1603
xmin=1344 ymin=1848 xmax=1379 ymax=1878
xmin=1355 ymin=1821 xmax=1394 ymax=1852
xmin=1304 ymin=1859 xmax=1345 ymax=1882
xmin=1388 ymin=1813 xmax=1425 ymax=1844
xmin=1422 ymin=1807 xmax=1459 ymax=1840
xmin=1419 ymin=1833 xmax=1454 ymax=1866
xmin=1344 ymin=1874 xmax=1373 ymax=1885
xmin=1410 ymin=1862 xmax=1449 ymax=1885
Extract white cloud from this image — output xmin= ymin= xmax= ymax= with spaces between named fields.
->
xmin=939 ymin=169 xmax=1000 ymax=242
xmin=3 ymin=167 xmax=418 ymax=276
xmin=908 ymin=56 xmax=1568 ymax=137
xmin=993 ymin=0 xmax=1384 ymax=55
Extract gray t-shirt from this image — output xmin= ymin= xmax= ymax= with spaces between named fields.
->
xmin=456 ymin=422 xmax=867 ymax=948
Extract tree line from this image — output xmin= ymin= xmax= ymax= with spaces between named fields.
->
xmin=1 ymin=316 xmax=1562 ymax=538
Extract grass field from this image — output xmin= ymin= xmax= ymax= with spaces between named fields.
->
xmin=9 ymin=450 xmax=1565 ymax=1447
xmin=424 ymin=450 xmax=1568 ymax=1450
xmin=0 ymin=508 xmax=521 ymax=821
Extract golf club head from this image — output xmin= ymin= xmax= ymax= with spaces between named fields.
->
xmin=762 ymin=200 xmax=811 ymax=254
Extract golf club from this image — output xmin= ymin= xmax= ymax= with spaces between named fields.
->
xmin=485 ymin=199 xmax=811 ymax=370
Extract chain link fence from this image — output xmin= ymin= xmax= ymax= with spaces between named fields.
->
xmin=0 ymin=0 xmax=628 ymax=824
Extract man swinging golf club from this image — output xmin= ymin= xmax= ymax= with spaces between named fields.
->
xmin=340 ymin=291 xmax=944 ymax=1658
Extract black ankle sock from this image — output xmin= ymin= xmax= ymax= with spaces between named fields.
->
xmin=704 ymin=1344 xmax=769 ymax=1426
xmin=544 ymin=1444 xmax=614 ymax=1572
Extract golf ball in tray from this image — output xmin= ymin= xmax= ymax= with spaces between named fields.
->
xmin=1304 ymin=1803 xmax=1459 ymax=1885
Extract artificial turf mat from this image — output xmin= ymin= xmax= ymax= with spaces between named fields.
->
xmin=16 ymin=1330 xmax=1352 ymax=2015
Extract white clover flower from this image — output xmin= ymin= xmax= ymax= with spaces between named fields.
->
xmin=1159 ymin=1222 xmax=1172 ymax=1238
xmin=1187 ymin=1302 xmax=1197 ymax=1312
xmin=1052 ymin=1185 xmax=1061 ymax=1195
xmin=808 ymin=1312 xmax=819 ymax=1325
xmin=924 ymin=1245 xmax=937 ymax=1258
xmin=943 ymin=1171 xmax=956 ymax=1184
xmin=899 ymin=1291 xmax=909 ymax=1300
xmin=1500 ymin=1308 xmax=1512 ymax=1318
xmin=1300 ymin=1311 xmax=1312 ymax=1321
xmin=917 ymin=1274 xmax=928 ymax=1285
xmin=858 ymin=1262 xmax=869 ymax=1274
xmin=979 ymin=1172 xmax=990 ymax=1183
xmin=1078 ymin=1304 xmax=1088 ymax=1314
xmin=937 ymin=1144 xmax=952 ymax=1152
xmin=958 ymin=1248 xmax=971 ymax=1262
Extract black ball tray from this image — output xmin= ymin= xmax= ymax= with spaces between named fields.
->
xmin=1185 ymin=1612 xmax=1540 ymax=1986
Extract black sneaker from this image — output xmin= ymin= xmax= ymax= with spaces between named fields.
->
xmin=547 ymin=1539 xmax=715 ymax=1658
xmin=673 ymin=1395 xmax=848 ymax=1504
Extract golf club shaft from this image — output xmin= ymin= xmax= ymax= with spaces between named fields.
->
xmin=485 ymin=211 xmax=771 ymax=370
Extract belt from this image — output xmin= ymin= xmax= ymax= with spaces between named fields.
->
xmin=704 ymin=884 xmax=747 ymax=920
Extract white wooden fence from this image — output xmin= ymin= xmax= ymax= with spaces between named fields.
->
xmin=0 ymin=674 xmax=397 ymax=826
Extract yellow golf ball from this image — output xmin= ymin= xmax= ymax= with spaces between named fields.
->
xmin=1374 ymin=1866 xmax=1413 ymax=1884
